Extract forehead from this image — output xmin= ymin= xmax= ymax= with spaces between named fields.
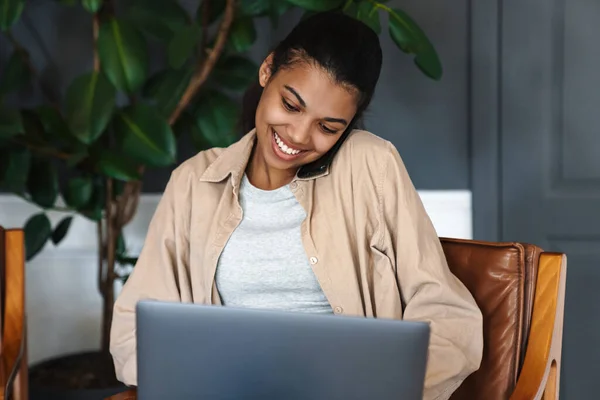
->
xmin=271 ymin=63 xmax=358 ymax=116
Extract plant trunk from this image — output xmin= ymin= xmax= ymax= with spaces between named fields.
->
xmin=101 ymin=272 xmax=115 ymax=353
xmin=100 ymin=178 xmax=118 ymax=354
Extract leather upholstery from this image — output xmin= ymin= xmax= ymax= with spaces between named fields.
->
xmin=440 ymin=238 xmax=542 ymax=400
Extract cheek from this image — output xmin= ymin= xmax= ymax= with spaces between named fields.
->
xmin=257 ymin=93 xmax=288 ymax=125
xmin=312 ymin=134 xmax=341 ymax=154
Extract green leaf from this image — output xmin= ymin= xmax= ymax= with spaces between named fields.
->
xmin=167 ymin=24 xmax=201 ymax=70
xmin=64 ymin=177 xmax=93 ymax=209
xmin=80 ymin=177 xmax=104 ymax=220
xmin=114 ymin=103 xmax=177 ymax=167
xmin=174 ymin=111 xmax=208 ymax=152
xmin=240 ymin=0 xmax=269 ymax=16
xmin=194 ymin=90 xmax=240 ymax=148
xmin=82 ymin=0 xmax=102 ymax=13
xmin=143 ymin=67 xmax=193 ymax=118
xmin=285 ymin=0 xmax=343 ymax=12
xmin=388 ymin=8 xmax=442 ymax=80
xmin=226 ymin=17 xmax=256 ymax=53
xmin=65 ymin=72 xmax=116 ymax=144
xmin=51 ymin=216 xmax=73 ymax=245
xmin=98 ymin=18 xmax=148 ymax=93
xmin=0 ymin=0 xmax=25 ymax=31
xmin=353 ymin=1 xmax=381 ymax=34
xmin=0 ymin=107 xmax=24 ymax=138
xmin=117 ymin=256 xmax=138 ymax=266
xmin=267 ymin=0 xmax=292 ymax=28
xmin=66 ymin=151 xmax=89 ymax=167
xmin=172 ymin=111 xmax=195 ymax=142
xmin=0 ymin=146 xmax=30 ymax=193
xmin=24 ymin=213 xmax=52 ymax=260
xmin=21 ymin=109 xmax=45 ymax=140
xmin=97 ymin=151 xmax=141 ymax=181
xmin=0 ymin=50 xmax=31 ymax=95
xmin=195 ymin=0 xmax=225 ymax=26
xmin=36 ymin=105 xmax=75 ymax=145
xmin=27 ymin=158 xmax=59 ymax=208
xmin=212 ymin=55 xmax=258 ymax=91
xmin=126 ymin=0 xmax=189 ymax=42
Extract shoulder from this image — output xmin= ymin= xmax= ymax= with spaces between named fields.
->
xmin=162 ymin=147 xmax=225 ymax=193
xmin=334 ymin=129 xmax=407 ymax=176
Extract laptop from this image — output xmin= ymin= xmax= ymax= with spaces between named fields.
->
xmin=136 ymin=301 xmax=430 ymax=400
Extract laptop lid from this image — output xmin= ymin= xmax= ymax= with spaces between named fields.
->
xmin=136 ymin=301 xmax=430 ymax=400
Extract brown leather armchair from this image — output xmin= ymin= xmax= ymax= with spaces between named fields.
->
xmin=1 ymin=227 xmax=28 ymax=400
xmin=106 ymin=238 xmax=566 ymax=400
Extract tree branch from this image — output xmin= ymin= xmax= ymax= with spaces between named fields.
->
xmin=11 ymin=137 xmax=72 ymax=160
xmin=168 ymin=0 xmax=236 ymax=125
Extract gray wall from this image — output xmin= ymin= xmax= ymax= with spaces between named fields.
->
xmin=0 ymin=0 xmax=470 ymax=193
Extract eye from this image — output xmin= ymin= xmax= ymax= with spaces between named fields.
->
xmin=282 ymin=98 xmax=299 ymax=112
xmin=320 ymin=123 xmax=337 ymax=134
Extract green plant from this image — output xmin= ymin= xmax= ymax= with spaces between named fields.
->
xmin=0 ymin=0 xmax=441 ymax=354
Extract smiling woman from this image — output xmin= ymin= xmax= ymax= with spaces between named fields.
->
xmin=248 ymin=59 xmax=359 ymax=189
xmin=109 ymin=11 xmax=484 ymax=400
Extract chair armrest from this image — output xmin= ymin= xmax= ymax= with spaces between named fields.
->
xmin=104 ymin=388 xmax=137 ymax=400
xmin=510 ymin=253 xmax=567 ymax=400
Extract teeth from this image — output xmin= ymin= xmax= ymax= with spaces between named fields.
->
xmin=273 ymin=131 xmax=301 ymax=155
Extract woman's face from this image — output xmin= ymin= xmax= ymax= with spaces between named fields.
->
xmin=253 ymin=56 xmax=358 ymax=175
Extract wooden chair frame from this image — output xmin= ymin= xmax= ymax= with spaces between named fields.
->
xmin=104 ymin=248 xmax=567 ymax=400
xmin=1 ymin=228 xmax=28 ymax=400
xmin=509 ymin=253 xmax=566 ymax=399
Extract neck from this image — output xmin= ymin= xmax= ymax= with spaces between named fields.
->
xmin=246 ymin=145 xmax=297 ymax=190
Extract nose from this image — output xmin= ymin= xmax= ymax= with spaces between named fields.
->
xmin=288 ymin=120 xmax=312 ymax=147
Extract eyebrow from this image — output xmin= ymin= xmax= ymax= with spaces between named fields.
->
xmin=284 ymin=85 xmax=349 ymax=126
xmin=284 ymin=85 xmax=306 ymax=108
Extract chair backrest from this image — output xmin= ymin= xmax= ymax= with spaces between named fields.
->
xmin=0 ymin=227 xmax=27 ymax=400
xmin=440 ymin=237 xmax=543 ymax=399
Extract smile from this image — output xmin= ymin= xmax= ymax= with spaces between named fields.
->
xmin=272 ymin=129 xmax=303 ymax=156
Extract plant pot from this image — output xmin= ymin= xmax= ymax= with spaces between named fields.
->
xmin=29 ymin=350 xmax=127 ymax=400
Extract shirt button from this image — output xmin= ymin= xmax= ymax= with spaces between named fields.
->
xmin=334 ymin=306 xmax=343 ymax=314
xmin=290 ymin=181 xmax=298 ymax=190
xmin=309 ymin=256 xmax=318 ymax=265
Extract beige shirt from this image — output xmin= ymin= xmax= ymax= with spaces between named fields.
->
xmin=110 ymin=129 xmax=483 ymax=400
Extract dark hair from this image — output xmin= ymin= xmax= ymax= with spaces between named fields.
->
xmin=242 ymin=11 xmax=383 ymax=135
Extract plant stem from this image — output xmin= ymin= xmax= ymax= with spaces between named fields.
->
xmin=93 ymin=13 xmax=100 ymax=72
xmin=101 ymin=178 xmax=117 ymax=352
xmin=11 ymin=137 xmax=72 ymax=160
xmin=167 ymin=0 xmax=236 ymax=125
xmin=97 ymin=220 xmax=106 ymax=295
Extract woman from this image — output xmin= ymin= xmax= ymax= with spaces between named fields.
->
xmin=110 ymin=11 xmax=483 ymax=400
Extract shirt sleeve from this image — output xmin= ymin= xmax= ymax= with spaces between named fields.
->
xmin=109 ymin=169 xmax=190 ymax=386
xmin=376 ymin=142 xmax=484 ymax=400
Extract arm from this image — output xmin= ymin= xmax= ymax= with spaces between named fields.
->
xmin=375 ymin=143 xmax=483 ymax=400
xmin=110 ymin=169 xmax=190 ymax=386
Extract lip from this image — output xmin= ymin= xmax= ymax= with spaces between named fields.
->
xmin=270 ymin=128 xmax=306 ymax=161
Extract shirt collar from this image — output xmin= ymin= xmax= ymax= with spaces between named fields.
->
xmin=198 ymin=129 xmax=332 ymax=184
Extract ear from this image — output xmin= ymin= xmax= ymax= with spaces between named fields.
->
xmin=259 ymin=53 xmax=274 ymax=88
